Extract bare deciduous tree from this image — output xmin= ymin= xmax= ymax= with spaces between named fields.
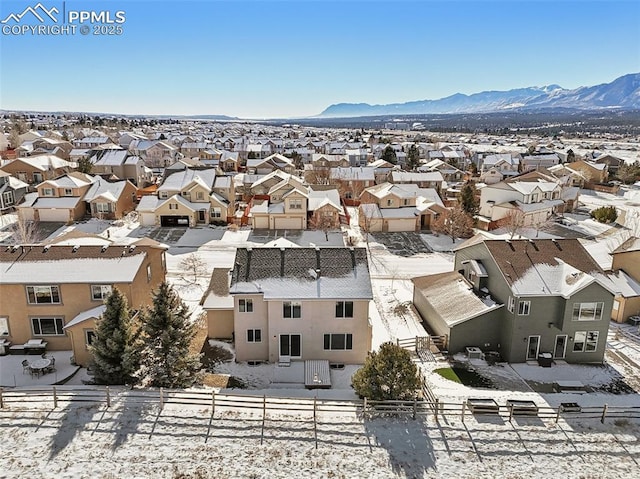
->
xmin=179 ymin=253 xmax=207 ymax=284
xmin=431 ymin=206 xmax=475 ymax=243
xmin=9 ymin=216 xmax=43 ymax=244
xmin=504 ymin=209 xmax=526 ymax=240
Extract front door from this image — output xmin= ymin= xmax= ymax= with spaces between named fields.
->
xmin=32 ymin=172 xmax=43 ymax=183
xmin=279 ymin=334 xmax=301 ymax=360
xmin=526 ymin=335 xmax=540 ymax=361
xmin=198 ymin=210 xmax=206 ymax=222
xmin=554 ymin=335 xmax=567 ymax=359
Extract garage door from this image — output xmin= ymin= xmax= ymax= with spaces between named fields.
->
xmin=160 ymin=215 xmax=190 ymax=227
xmin=38 ymin=208 xmax=69 ymax=222
xmin=253 ymin=216 xmax=269 ymax=229
xmin=386 ymin=218 xmax=416 ymax=232
xmin=140 ymin=212 xmax=156 ymax=227
xmin=274 ymin=217 xmax=303 ymax=230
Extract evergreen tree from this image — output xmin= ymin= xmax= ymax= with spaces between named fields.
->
xmin=77 ymin=157 xmax=93 ymax=174
xmin=352 ymin=342 xmax=421 ymax=401
xmin=90 ymin=288 xmax=135 ymax=385
xmin=459 ymin=182 xmax=479 ymax=216
xmin=381 ymin=145 xmax=397 ymax=165
xmin=406 ymin=144 xmax=420 ymax=170
xmin=133 ymin=282 xmax=202 ymax=388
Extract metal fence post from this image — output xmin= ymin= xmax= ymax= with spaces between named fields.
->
xmin=106 ymin=386 xmax=111 ymax=408
xmin=434 ymin=398 xmax=439 ymax=421
xmin=53 ymin=386 xmax=58 ymax=409
xmin=413 ymin=397 xmax=417 ymax=420
xmin=601 ymin=404 xmax=608 ymax=424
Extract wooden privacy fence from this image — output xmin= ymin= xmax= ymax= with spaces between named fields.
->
xmin=2 ymin=386 xmax=640 ymax=426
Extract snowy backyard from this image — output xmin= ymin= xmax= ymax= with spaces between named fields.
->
xmin=2 ymin=186 xmax=640 ymax=478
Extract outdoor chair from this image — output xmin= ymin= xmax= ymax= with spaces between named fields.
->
xmin=45 ymin=357 xmax=56 ymax=373
xmin=21 ymin=359 xmax=30 ymax=375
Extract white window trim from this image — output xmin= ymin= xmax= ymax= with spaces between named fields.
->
xmin=239 ymin=298 xmax=253 ymax=313
xmin=518 ymin=300 xmax=530 ymax=316
xmin=31 ymin=317 xmax=65 ymax=336
xmin=26 ymin=285 xmax=61 ymax=304
xmin=323 ymin=333 xmax=353 ymax=351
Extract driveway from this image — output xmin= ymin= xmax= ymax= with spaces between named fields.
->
xmin=144 ymin=227 xmax=188 ymax=244
xmin=371 ymin=232 xmax=433 ymax=256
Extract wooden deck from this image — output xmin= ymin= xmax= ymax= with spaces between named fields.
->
xmin=304 ymin=360 xmax=331 ymax=389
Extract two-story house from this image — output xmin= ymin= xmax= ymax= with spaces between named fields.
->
xmin=389 ymin=171 xmax=444 ymax=192
xmin=90 ymin=149 xmax=153 ymax=187
xmin=246 ymin=154 xmax=295 ymax=175
xmin=0 ymin=170 xmax=29 ymax=212
xmin=83 ymin=178 xmax=138 ymax=220
xmin=225 ymin=247 xmax=373 ymax=364
xmin=0 ymin=155 xmax=76 ymax=185
xmin=413 ymin=236 xmax=613 ymax=363
xmin=136 ymin=168 xmax=234 ymax=227
xmin=359 ymin=182 xmax=445 ymax=232
xmin=17 ymin=172 xmax=96 ymax=223
xmin=0 ymin=238 xmax=167 ymax=366
xmin=329 ymin=167 xmax=376 ymax=201
xmin=597 ymin=237 xmax=640 ymax=323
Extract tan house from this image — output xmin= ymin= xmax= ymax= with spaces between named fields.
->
xmin=599 ymin=237 xmax=640 ymax=323
xmin=201 ymin=268 xmax=234 ymax=339
xmin=359 ymin=182 xmax=445 ymax=232
xmin=83 ymin=178 xmax=138 ymax=220
xmin=136 ymin=168 xmax=234 ymax=226
xmin=90 ymin=149 xmax=153 ymax=187
xmin=226 ymin=247 xmax=373 ymax=364
xmin=0 ymin=239 xmax=167 ymax=366
xmin=0 ymin=155 xmax=76 ymax=185
xmin=17 ymin=172 xmax=96 ymax=223
xmin=570 ymin=160 xmax=609 ymax=185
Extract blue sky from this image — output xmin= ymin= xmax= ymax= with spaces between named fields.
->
xmin=1 ymin=0 xmax=639 ymax=118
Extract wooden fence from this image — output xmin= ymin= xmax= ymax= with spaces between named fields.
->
xmin=2 ymin=386 xmax=639 ymax=427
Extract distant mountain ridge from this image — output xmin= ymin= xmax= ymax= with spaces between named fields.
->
xmin=318 ymin=73 xmax=640 ymax=118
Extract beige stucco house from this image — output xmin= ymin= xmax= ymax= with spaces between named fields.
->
xmin=226 ymin=247 xmax=373 ymax=364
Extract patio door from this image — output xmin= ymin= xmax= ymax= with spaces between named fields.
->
xmin=553 ymin=335 xmax=567 ymax=359
xmin=526 ymin=335 xmax=540 ymax=361
xmin=279 ymin=334 xmax=301 ymax=360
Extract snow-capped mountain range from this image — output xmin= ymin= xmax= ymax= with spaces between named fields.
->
xmin=318 ymin=73 xmax=640 ymax=118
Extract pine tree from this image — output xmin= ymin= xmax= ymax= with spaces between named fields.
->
xmin=459 ymin=182 xmax=479 ymax=216
xmin=406 ymin=144 xmax=420 ymax=170
xmin=133 ymin=282 xmax=202 ymax=388
xmin=351 ymin=342 xmax=421 ymax=400
xmin=90 ymin=288 xmax=135 ymax=385
xmin=381 ymin=145 xmax=397 ymax=165
xmin=77 ymin=157 xmax=93 ymax=174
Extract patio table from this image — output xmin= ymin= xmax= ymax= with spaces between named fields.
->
xmin=29 ymin=358 xmax=52 ymax=376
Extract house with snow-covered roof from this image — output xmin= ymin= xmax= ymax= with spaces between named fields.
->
xmin=0 ymin=238 xmax=167 ymax=366
xmin=0 ymin=155 xmax=76 ymax=185
xmin=0 ymin=170 xmax=29 ymax=212
xmin=136 ymin=168 xmax=234 ymax=227
xmin=89 ymin=149 xmax=152 ymax=187
xmin=598 ymin=236 xmax=640 ymax=324
xmin=83 ymin=178 xmax=137 ymax=220
xmin=413 ymin=236 xmax=614 ymax=363
xmin=223 ymin=247 xmax=373 ymax=363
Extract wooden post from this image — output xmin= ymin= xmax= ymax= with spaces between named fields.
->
xmin=427 ymin=336 xmax=431 ymax=351
xmin=414 ymin=336 xmax=418 ymax=352
xmin=508 ymin=404 xmax=514 ymax=423
xmin=260 ymin=395 xmax=266 ymax=445
xmin=211 ymin=390 xmax=216 ymax=415
xmin=413 ymin=397 xmax=417 ymax=420
xmin=0 ymin=388 xmax=3 ymax=409
xmin=363 ymin=397 xmax=368 ymax=419
xmin=555 ymin=406 xmax=561 ymax=423
xmin=434 ymin=398 xmax=439 ymax=421
xmin=53 ymin=386 xmax=58 ymax=409
xmin=601 ymin=404 xmax=608 ymax=424
xmin=461 ymin=401 xmax=466 ymax=423
xmin=396 ymin=338 xmax=400 ymax=347
xmin=313 ymin=396 xmax=318 ymax=450
xmin=106 ymin=386 xmax=111 ymax=408
xmin=159 ymin=388 xmax=164 ymax=410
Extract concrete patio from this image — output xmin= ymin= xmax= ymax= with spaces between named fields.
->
xmin=0 ymin=350 xmax=80 ymax=387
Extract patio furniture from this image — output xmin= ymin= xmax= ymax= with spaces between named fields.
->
xmin=23 ymin=339 xmax=48 ymax=355
xmin=560 ymin=402 xmax=581 ymax=413
xmin=628 ymin=315 xmax=640 ymax=326
xmin=44 ymin=357 xmax=56 ymax=373
xmin=0 ymin=339 xmax=10 ymax=356
xmin=22 ymin=359 xmax=30 ymax=375
xmin=29 ymin=358 xmax=52 ymax=377
xmin=537 ymin=352 xmax=553 ymax=368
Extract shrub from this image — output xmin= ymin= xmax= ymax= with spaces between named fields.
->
xmin=590 ymin=206 xmax=617 ymax=224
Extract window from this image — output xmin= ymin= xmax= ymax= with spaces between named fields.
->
xmin=0 ymin=317 xmax=9 ymax=336
xmin=289 ymin=199 xmax=302 ymax=210
xmin=42 ymin=188 xmax=54 ymax=197
xmin=572 ymin=302 xmax=604 ymax=321
xmin=169 ymin=203 xmax=178 ymax=210
xmin=64 ymin=188 xmax=73 ymax=196
xmin=403 ymin=199 xmax=409 ymax=206
xmin=239 ymin=299 xmax=253 ymax=313
xmin=91 ymin=285 xmax=112 ymax=301
xmin=196 ymin=191 xmax=204 ymax=200
xmin=283 ymin=301 xmax=302 ymax=318
xmin=247 ymin=329 xmax=262 ymax=343
xmin=3 ymin=191 xmax=14 ymax=205
xmin=31 ymin=317 xmax=64 ymax=335
xmin=612 ymin=300 xmax=619 ymax=311
xmin=518 ymin=300 xmax=530 ymax=316
xmin=159 ymin=191 xmax=168 ymax=199
xmin=386 ymin=199 xmax=393 ymax=206
xmin=211 ymin=207 xmax=222 ymax=218
xmin=335 ymin=301 xmax=354 ymax=318
xmin=573 ymin=331 xmax=599 ymax=352
xmin=27 ymin=285 xmax=61 ymax=304
xmin=95 ymin=203 xmax=111 ymax=213
xmin=507 ymin=296 xmax=515 ymax=313
xmin=323 ymin=333 xmax=353 ymax=350
xmin=85 ymin=330 xmax=96 ymax=347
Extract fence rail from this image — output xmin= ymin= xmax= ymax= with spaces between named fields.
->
xmin=1 ymin=386 xmax=639 ymax=426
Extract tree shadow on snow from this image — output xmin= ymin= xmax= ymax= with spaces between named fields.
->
xmin=364 ymin=416 xmax=437 ymax=478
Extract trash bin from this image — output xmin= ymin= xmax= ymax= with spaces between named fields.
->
xmin=537 ymin=352 xmax=552 ymax=367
